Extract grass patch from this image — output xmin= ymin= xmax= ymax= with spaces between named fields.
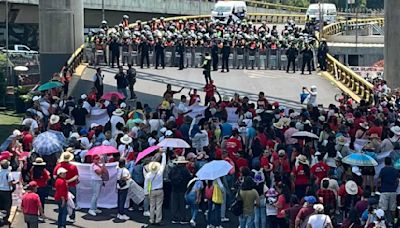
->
xmin=0 ymin=110 xmax=22 ymax=142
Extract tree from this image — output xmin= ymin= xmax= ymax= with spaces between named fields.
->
xmin=0 ymin=53 xmax=6 ymax=107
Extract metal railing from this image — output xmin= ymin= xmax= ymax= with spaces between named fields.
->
xmin=245 ymin=0 xmax=307 ymax=13
xmin=322 ymin=17 xmax=384 ymax=103
xmin=58 ymin=44 xmax=85 ymax=78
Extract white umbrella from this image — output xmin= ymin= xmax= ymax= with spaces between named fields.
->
xmin=157 ymin=138 xmax=190 ymax=148
xmin=292 ymin=131 xmax=319 ymax=140
xmin=196 ymin=160 xmax=233 ymax=180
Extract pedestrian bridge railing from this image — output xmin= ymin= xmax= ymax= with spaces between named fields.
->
xmin=244 ymin=1 xmax=307 ymax=13
xmin=322 ymin=17 xmax=384 ymax=103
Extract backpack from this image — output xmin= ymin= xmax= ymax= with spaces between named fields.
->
xmin=231 ymin=192 xmax=243 ymax=216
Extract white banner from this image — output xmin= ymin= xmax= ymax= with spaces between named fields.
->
xmin=86 ymin=108 xmax=110 ymax=127
xmin=74 ymin=162 xmax=118 ymax=209
xmin=126 ymin=180 xmax=145 ymax=205
xmin=186 ymin=104 xmax=207 ymax=119
xmin=226 ymin=107 xmax=239 ymax=124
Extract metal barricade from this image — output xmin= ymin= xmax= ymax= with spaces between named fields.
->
xmin=121 ymin=45 xmax=130 ymax=66
xmin=84 ymin=45 xmax=94 ymax=65
xmin=185 ymin=47 xmax=193 ymax=68
xmin=229 ymin=52 xmax=234 ymax=69
xmin=95 ymin=49 xmax=105 ymax=65
xmin=149 ymin=50 xmax=155 ymax=67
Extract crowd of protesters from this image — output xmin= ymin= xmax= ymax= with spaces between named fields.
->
xmin=0 ymin=15 xmax=397 ymax=228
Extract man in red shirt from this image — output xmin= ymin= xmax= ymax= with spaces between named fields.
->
xmin=294 ymin=196 xmax=316 ymax=228
xmin=53 ymin=151 xmax=79 ymax=222
xmin=310 ymin=152 xmax=330 ymax=185
xmin=21 ymin=181 xmax=44 ymax=228
xmin=225 ymin=135 xmax=242 ymax=159
xmin=55 ymin=167 xmax=68 ymax=228
xmin=204 ymin=80 xmax=216 ymax=106
xmin=22 ymin=126 xmax=33 ymax=152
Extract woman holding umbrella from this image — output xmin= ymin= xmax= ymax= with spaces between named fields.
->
xmin=88 ymin=155 xmax=107 ymax=216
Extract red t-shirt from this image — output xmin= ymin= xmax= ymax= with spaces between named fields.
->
xmin=21 ymin=192 xmax=41 ymax=215
xmin=30 ymin=169 xmax=50 ymax=188
xmin=292 ymin=164 xmax=310 ymax=185
xmin=276 ymin=194 xmax=290 ymax=218
xmin=54 ymin=178 xmax=68 ymax=201
xmin=256 ymin=134 xmax=268 ymax=148
xmin=310 ymin=162 xmax=330 ymax=184
xmin=235 ymin=157 xmax=249 ymax=175
xmin=367 ymin=126 xmax=382 ymax=138
xmin=22 ymin=131 xmax=33 ymax=151
xmin=53 ymin=162 xmax=79 ymax=187
xmin=226 ymin=137 xmax=242 ymax=158
xmin=204 ymin=84 xmax=216 ymax=97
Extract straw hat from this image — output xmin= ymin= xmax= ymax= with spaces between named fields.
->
xmin=345 ymin=180 xmax=358 ymax=195
xmin=64 ymin=119 xmax=74 ymax=125
xmin=390 ymin=126 xmax=400 ymax=136
xmin=173 ymin=156 xmax=189 ymax=164
xmin=148 ymin=161 xmax=161 ymax=173
xmin=359 ymin=122 xmax=369 ymax=130
xmin=273 ymin=122 xmax=283 ymax=130
xmin=90 ymin=123 xmax=100 ymax=129
xmin=186 ymin=152 xmax=196 ymax=160
xmin=112 ymin=108 xmax=124 ymax=116
xmin=336 ymin=136 xmax=348 ymax=146
xmin=49 ymin=114 xmax=60 ymax=125
xmin=369 ymin=133 xmax=380 ymax=140
xmin=57 ymin=167 xmax=68 ymax=175
xmin=120 ymin=134 xmax=133 ymax=145
xmin=297 ymin=155 xmax=309 ymax=166
xmin=196 ymin=151 xmax=209 ymax=160
xmin=59 ymin=151 xmax=74 ymax=163
xmin=318 ymin=115 xmax=326 ymax=122
xmin=278 ymin=149 xmax=286 ymax=157
xmin=313 ymin=204 xmax=324 ymax=213
xmin=32 ymin=157 xmax=46 ymax=166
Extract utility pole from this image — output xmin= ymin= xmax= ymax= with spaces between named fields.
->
xmin=102 ymin=0 xmax=105 ymax=21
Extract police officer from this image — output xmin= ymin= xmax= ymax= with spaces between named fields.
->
xmin=286 ymin=43 xmax=298 ymax=73
xmin=221 ymin=40 xmax=231 ymax=73
xmin=155 ymin=38 xmax=165 ymax=69
xmin=211 ymin=41 xmax=219 ymax=71
xmin=176 ymin=39 xmax=185 ymax=70
xmin=127 ymin=64 xmax=137 ymax=99
xmin=109 ymin=37 xmax=121 ymax=68
xmin=318 ymin=39 xmax=329 ymax=71
xmin=201 ymin=52 xmax=212 ymax=84
xmin=139 ymin=38 xmax=150 ymax=69
xmin=301 ymin=44 xmax=313 ymax=75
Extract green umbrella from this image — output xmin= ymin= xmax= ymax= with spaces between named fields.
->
xmin=37 ymin=81 xmax=63 ymax=91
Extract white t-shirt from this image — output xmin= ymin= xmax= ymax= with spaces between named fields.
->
xmin=102 ymin=138 xmax=117 ymax=148
xmin=265 ymin=199 xmax=277 ymax=216
xmin=40 ymin=101 xmax=50 ymax=116
xmin=90 ymin=163 xmax=103 ymax=181
xmin=80 ymin=137 xmax=92 ymax=150
xmin=83 ymin=101 xmax=92 ymax=113
xmin=22 ymin=118 xmax=39 ymax=133
xmin=118 ymin=145 xmax=133 ymax=158
xmin=110 ymin=115 xmax=125 ymax=137
xmin=307 ymin=214 xmax=331 ymax=228
xmin=117 ymin=167 xmax=131 ymax=190
xmin=308 ymin=91 xmax=317 ymax=107
xmin=148 ymin=119 xmax=164 ymax=133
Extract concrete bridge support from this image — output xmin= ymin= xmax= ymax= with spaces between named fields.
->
xmin=384 ymin=0 xmax=400 ymax=88
xmin=39 ymin=0 xmax=84 ymax=82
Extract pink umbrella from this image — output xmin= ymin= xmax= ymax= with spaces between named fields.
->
xmin=135 ymin=146 xmax=160 ymax=163
xmin=101 ymin=91 xmax=125 ymax=100
xmin=86 ymin=145 xmax=118 ymax=156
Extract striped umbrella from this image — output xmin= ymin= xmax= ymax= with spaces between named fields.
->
xmin=342 ymin=153 xmax=378 ymax=167
xmin=33 ymin=131 xmax=64 ymax=156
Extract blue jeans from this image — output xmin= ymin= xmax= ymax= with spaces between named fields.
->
xmin=240 ymin=213 xmax=255 ymax=228
xmin=90 ymin=180 xmax=102 ymax=210
xmin=254 ymin=196 xmax=266 ymax=228
xmin=185 ymin=191 xmax=198 ymax=221
xmin=118 ymin=188 xmax=128 ymax=215
xmin=57 ymin=200 xmax=67 ymax=228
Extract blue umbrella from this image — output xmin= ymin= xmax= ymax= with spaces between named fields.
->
xmin=342 ymin=153 xmax=378 ymax=167
xmin=0 ymin=135 xmax=16 ymax=151
xmin=47 ymin=130 xmax=67 ymax=146
xmin=33 ymin=131 xmax=64 ymax=156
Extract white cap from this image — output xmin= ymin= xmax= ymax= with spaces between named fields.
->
xmin=352 ymin=166 xmax=362 ymax=176
xmin=81 ymin=94 xmax=87 ymax=100
xmin=13 ymin=129 xmax=22 ymax=136
xmin=57 ymin=167 xmax=68 ymax=175
xmin=90 ymin=123 xmax=100 ymax=129
xmin=32 ymin=96 xmax=40 ymax=102
xmin=120 ymin=102 xmax=127 ymax=108
xmin=165 ymin=130 xmax=173 ymax=136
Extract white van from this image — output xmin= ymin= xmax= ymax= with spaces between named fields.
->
xmin=306 ymin=3 xmax=337 ymax=24
xmin=211 ymin=1 xmax=247 ymax=24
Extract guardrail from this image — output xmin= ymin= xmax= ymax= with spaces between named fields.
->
xmin=322 ymin=17 xmax=384 ymax=36
xmin=58 ymin=44 xmax=85 ymax=77
xmin=322 ymin=17 xmax=384 ymax=104
xmin=245 ymin=0 xmax=307 ymax=13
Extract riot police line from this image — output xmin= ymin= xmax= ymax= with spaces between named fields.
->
xmin=83 ymin=44 xmax=318 ymax=71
